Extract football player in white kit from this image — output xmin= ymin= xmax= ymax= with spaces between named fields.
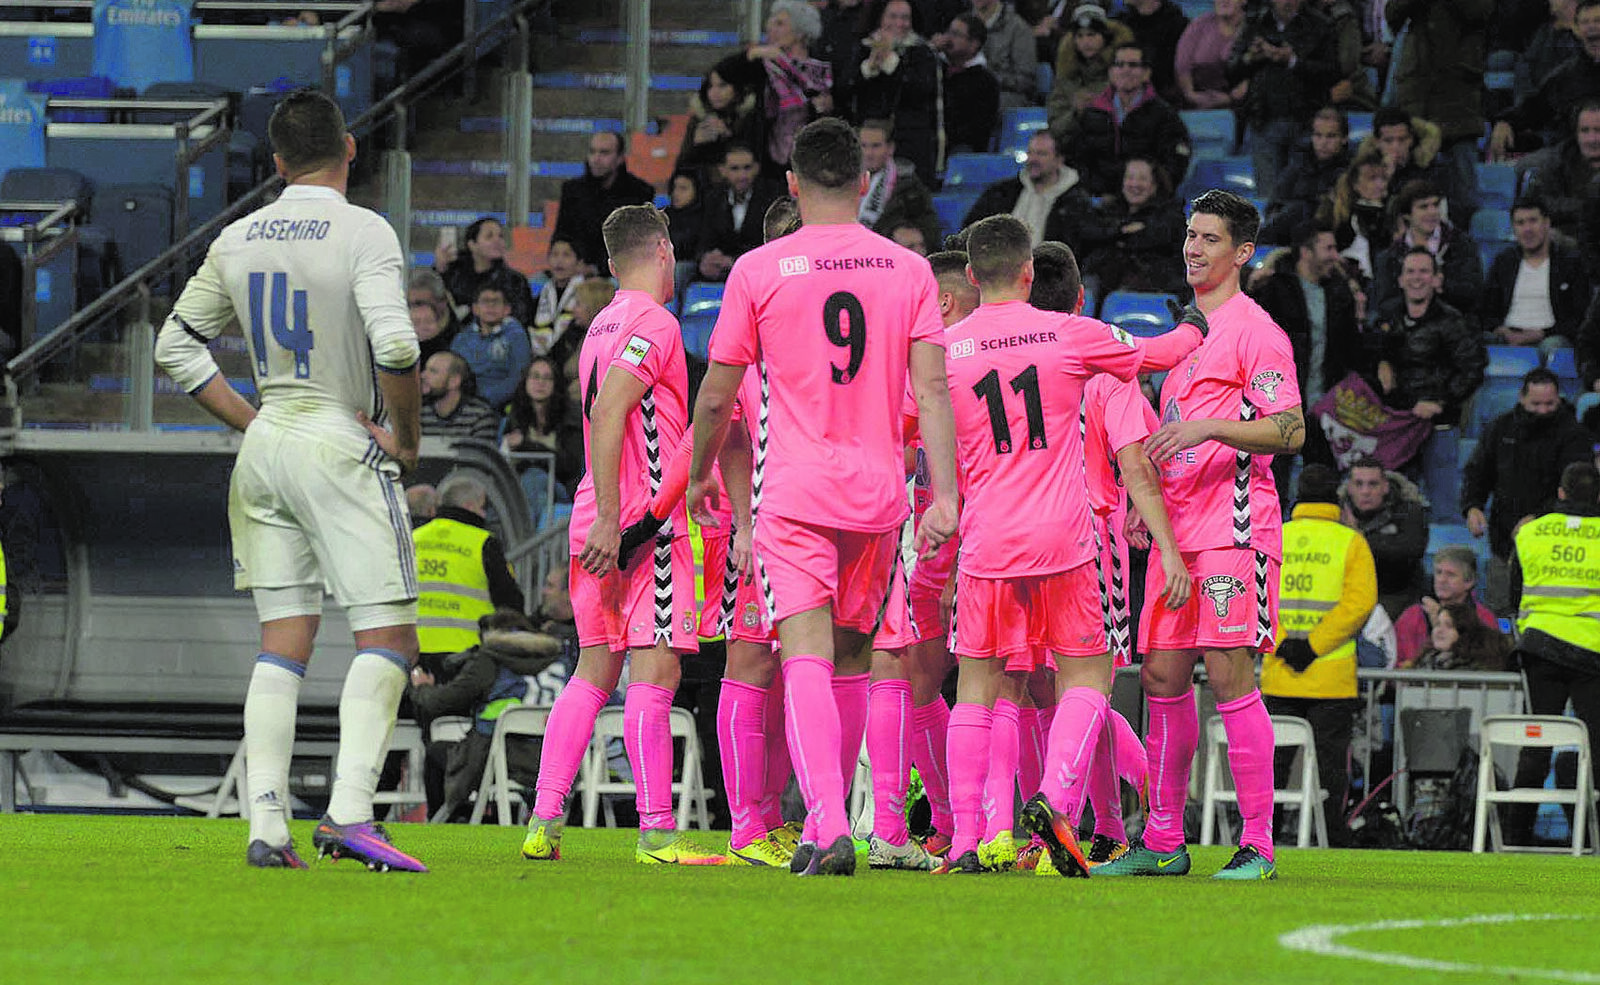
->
xmin=155 ymin=90 xmax=427 ymax=872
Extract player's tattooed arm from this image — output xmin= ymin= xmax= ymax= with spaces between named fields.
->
xmin=1269 ymin=407 xmax=1305 ymax=451
xmin=1146 ymin=404 xmax=1305 ymax=459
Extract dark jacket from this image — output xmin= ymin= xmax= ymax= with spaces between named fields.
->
xmin=943 ymin=60 xmax=1002 ymax=155
xmin=1368 ymin=295 xmax=1487 ymax=426
xmin=1262 ymin=145 xmax=1350 ymax=245
xmin=694 ymin=180 xmax=783 ymax=276
xmin=1385 ymin=0 xmax=1491 ymax=144
xmin=439 ymin=258 xmax=535 ymax=328
xmin=676 ymin=87 xmax=764 ymax=188
xmin=1225 ymin=4 xmax=1339 ymax=126
xmin=1077 ymin=193 xmax=1187 ymax=294
xmin=1370 ymin=223 xmax=1485 ymax=322
xmin=1580 ymin=290 xmax=1600 ymax=392
xmin=1499 ymin=50 xmax=1600 ymax=146
xmin=867 ymin=159 xmax=943 ymax=249
xmin=1250 ymin=263 xmax=1366 ymax=398
xmin=1481 ymin=241 xmax=1592 ymax=342
xmin=961 ymin=173 xmax=1094 ymax=254
xmin=848 ymin=38 xmax=942 ymax=182
xmin=411 ymin=628 xmax=563 ymax=807
xmin=1114 ymin=0 xmax=1190 ymax=102
xmin=1340 ymin=470 xmax=1429 ymax=617
xmin=1056 ymin=84 xmax=1190 ymax=197
xmin=1462 ymin=401 xmax=1597 ymax=558
xmin=552 ymin=164 xmax=659 ymax=269
xmin=1518 ymin=138 xmax=1600 ymax=239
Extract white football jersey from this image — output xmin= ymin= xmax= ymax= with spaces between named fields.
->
xmin=155 ymin=184 xmax=420 ymax=463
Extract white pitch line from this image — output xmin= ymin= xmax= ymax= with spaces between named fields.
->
xmin=1279 ymin=913 xmax=1600 ymax=984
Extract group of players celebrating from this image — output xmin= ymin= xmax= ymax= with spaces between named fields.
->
xmin=520 ymin=114 xmax=1306 ymax=881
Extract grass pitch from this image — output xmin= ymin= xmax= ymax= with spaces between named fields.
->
xmin=2 ymin=815 xmax=1597 ymax=985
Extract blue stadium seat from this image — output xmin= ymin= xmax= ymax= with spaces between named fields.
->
xmin=1426 ymin=522 xmax=1476 ymax=556
xmin=680 ymin=280 xmax=724 ymax=317
xmin=931 ymin=190 xmax=980 ymax=239
xmin=1469 ymin=208 xmax=1514 ymax=245
xmin=681 ymin=313 xmax=716 ymax=360
xmin=1478 ymin=239 xmax=1505 ymax=276
xmin=1180 ymin=155 xmax=1255 ymax=201
xmin=1180 ymin=110 xmax=1235 ymax=158
xmin=1484 ymin=70 xmax=1515 ymax=91
xmin=1346 ymin=111 xmax=1375 ymax=146
xmin=26 ymin=76 xmax=118 ymax=123
xmin=1485 ymin=344 xmax=1540 ymax=379
xmin=96 ymin=183 xmax=173 ymax=281
xmin=0 ymin=167 xmax=91 ymax=209
xmin=998 ymin=107 xmax=1047 ymax=158
xmin=1474 ymin=162 xmax=1518 ymax=212
xmin=1546 ymin=346 xmax=1581 ymax=394
xmin=1100 ymin=291 xmax=1176 ymax=336
xmin=1462 ymin=380 xmax=1522 ymax=439
xmin=943 ymin=152 xmax=1018 ymax=190
xmin=1421 ymin=425 xmax=1460 ymax=518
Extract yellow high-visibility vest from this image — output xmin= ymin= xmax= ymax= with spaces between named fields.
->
xmin=1263 ymin=516 xmax=1360 ymax=698
xmin=1515 ymin=511 xmax=1600 ymax=654
xmin=413 ymin=517 xmax=495 ymax=654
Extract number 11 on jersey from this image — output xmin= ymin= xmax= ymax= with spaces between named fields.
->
xmin=247 ymin=271 xmax=315 ymax=379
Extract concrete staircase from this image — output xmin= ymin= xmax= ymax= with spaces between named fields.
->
xmin=360 ymin=0 xmax=750 ymax=272
xmin=20 ymin=1 xmax=748 ymax=429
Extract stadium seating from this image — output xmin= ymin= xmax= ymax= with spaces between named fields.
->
xmin=1463 ymin=380 xmax=1523 ymax=440
xmin=931 ymin=190 xmax=980 ymax=239
xmin=1420 ymin=424 xmax=1460 ymax=519
xmin=1474 ymin=162 xmax=1518 ymax=213
xmin=1180 ymin=109 xmax=1235 ymax=160
xmin=581 ymin=706 xmax=715 ymax=830
xmin=1486 ymin=344 xmax=1540 ymax=379
xmin=97 ymin=183 xmax=173 ymax=280
xmin=1470 ymin=208 xmax=1514 ymax=246
xmin=1547 ymin=347 xmax=1581 ymax=395
xmin=1179 ymin=155 xmax=1255 ymax=202
xmin=681 ymin=313 xmax=716 ymax=360
xmin=1346 ymin=111 xmax=1374 ymax=146
xmin=1099 ymin=291 xmax=1175 ymax=336
xmin=997 ymin=106 xmax=1047 ymax=160
xmin=24 ymin=76 xmax=116 ymax=122
xmin=680 ymin=280 xmax=724 ymax=318
xmin=1478 ymin=239 xmax=1504 ymax=277
xmin=943 ymin=152 xmax=1017 ymax=190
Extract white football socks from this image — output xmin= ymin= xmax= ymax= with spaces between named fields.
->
xmin=244 ymin=654 xmax=305 ymax=847
xmin=326 ymin=649 xmax=409 ymax=826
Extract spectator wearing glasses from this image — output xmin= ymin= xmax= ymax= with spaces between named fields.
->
xmin=1054 ymin=40 xmax=1191 ymax=197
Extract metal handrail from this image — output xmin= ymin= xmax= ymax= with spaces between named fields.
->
xmin=4 ymin=0 xmax=549 ymax=388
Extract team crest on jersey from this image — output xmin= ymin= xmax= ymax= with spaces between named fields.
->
xmin=741 ymin=602 xmax=761 ymax=629
xmin=949 ymin=337 xmax=975 ymax=359
xmin=682 ymin=609 xmax=697 ymax=634
xmin=1251 ymin=370 xmax=1285 ymax=402
xmin=779 ymin=255 xmax=810 ymax=277
xmin=1199 ymin=575 xmax=1245 ymax=617
xmin=621 ymin=335 xmax=652 ymax=366
xmin=1161 ymin=398 xmax=1181 ymax=425
xmin=1108 ymin=325 xmax=1137 ymax=349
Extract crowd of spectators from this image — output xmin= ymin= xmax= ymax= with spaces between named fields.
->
xmin=397 ymin=0 xmax=1600 ymax=639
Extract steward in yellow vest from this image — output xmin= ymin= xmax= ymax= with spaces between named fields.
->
xmin=1260 ymin=464 xmax=1377 ymax=847
xmin=1504 ymin=463 xmax=1600 ymax=844
xmin=413 ymin=477 xmax=525 ymax=660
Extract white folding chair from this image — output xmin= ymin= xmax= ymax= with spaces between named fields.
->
xmin=1472 ymin=715 xmax=1598 ymax=856
xmin=468 ymin=706 xmax=549 ymax=826
xmin=579 ymin=707 xmax=716 ymax=830
xmin=1200 ymin=715 xmax=1329 ymax=848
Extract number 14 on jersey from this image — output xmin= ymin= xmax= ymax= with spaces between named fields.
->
xmin=247 ymin=271 xmax=315 ymax=379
